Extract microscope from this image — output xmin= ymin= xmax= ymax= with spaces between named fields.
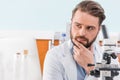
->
xmin=89 ymin=25 xmax=120 ymax=80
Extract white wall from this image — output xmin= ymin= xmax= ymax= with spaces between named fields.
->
xmin=0 ymin=0 xmax=120 ymax=33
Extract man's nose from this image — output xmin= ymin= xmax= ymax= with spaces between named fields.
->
xmin=79 ymin=28 xmax=86 ymax=36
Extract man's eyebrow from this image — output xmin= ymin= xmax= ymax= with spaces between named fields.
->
xmin=74 ymin=22 xmax=82 ymax=25
xmin=74 ymin=22 xmax=96 ymax=28
xmin=87 ymin=25 xmax=95 ymax=27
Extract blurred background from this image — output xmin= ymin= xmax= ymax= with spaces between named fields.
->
xmin=0 ymin=0 xmax=119 ymax=33
xmin=0 ymin=0 xmax=120 ymax=80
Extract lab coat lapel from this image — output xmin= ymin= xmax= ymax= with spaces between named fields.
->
xmin=61 ymin=41 xmax=77 ymax=80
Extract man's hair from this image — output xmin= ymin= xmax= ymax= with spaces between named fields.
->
xmin=72 ymin=0 xmax=106 ymax=25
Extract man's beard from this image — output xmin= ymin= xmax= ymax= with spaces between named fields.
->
xmin=70 ymin=31 xmax=97 ymax=48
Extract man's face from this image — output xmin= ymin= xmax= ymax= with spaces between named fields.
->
xmin=70 ymin=10 xmax=100 ymax=48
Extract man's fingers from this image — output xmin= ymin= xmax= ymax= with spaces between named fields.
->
xmin=72 ymin=39 xmax=85 ymax=49
xmin=73 ymin=46 xmax=81 ymax=55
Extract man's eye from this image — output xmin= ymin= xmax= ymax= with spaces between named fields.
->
xmin=76 ymin=25 xmax=81 ymax=28
xmin=87 ymin=26 xmax=95 ymax=30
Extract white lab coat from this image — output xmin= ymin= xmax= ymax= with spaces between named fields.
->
xmin=43 ymin=40 xmax=120 ymax=80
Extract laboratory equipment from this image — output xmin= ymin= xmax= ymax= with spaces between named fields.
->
xmin=89 ymin=25 xmax=120 ymax=80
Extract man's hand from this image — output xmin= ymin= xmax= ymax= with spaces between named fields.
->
xmin=72 ymin=39 xmax=94 ymax=74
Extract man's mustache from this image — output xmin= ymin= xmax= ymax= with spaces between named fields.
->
xmin=75 ymin=36 xmax=88 ymax=41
